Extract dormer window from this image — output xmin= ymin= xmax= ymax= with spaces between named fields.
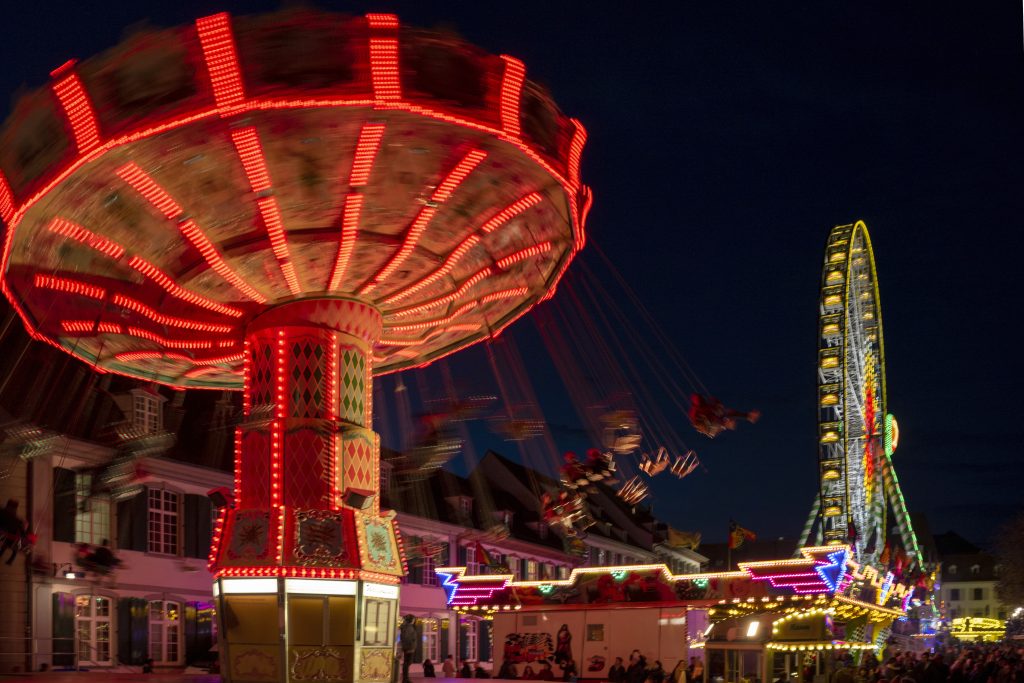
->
xmin=494 ymin=510 xmax=513 ymax=527
xmin=948 ymin=564 xmax=957 ymax=576
xmin=970 ymin=564 xmax=980 ymax=575
xmin=458 ymin=497 xmax=472 ymax=517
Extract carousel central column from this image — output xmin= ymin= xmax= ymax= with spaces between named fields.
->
xmin=212 ymin=298 xmax=406 ymax=683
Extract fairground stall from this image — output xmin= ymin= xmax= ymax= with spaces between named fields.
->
xmin=438 ymin=546 xmax=914 ymax=683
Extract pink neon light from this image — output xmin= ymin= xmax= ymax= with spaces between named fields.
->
xmin=126 ymin=257 xmax=242 ymax=317
xmin=112 ymin=294 xmax=234 ymax=333
xmin=362 ymin=150 xmax=487 ymax=293
xmin=47 ymin=217 xmax=125 ymax=259
xmin=495 ymin=241 xmax=552 ymax=270
xmin=50 ymin=65 xmax=101 ymax=154
xmin=35 ymin=274 xmax=105 ymax=300
xmin=0 ymin=170 xmax=13 ymax=223
xmin=195 ymin=13 xmax=245 ymax=108
xmin=367 ymin=14 xmax=401 ymax=102
xmin=350 ymin=123 xmax=386 ymax=186
xmin=231 ymin=127 xmax=301 ymax=295
xmin=328 ymin=193 xmax=363 ymax=291
xmin=499 ymin=56 xmax=526 ymax=137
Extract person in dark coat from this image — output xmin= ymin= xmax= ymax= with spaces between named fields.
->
xmin=609 ymin=657 xmax=627 ymax=683
xmin=399 ymin=616 xmax=418 ymax=683
xmin=423 ymin=659 xmax=436 ymax=677
xmin=627 ymin=656 xmax=648 ymax=683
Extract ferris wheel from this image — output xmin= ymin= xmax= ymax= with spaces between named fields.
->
xmin=799 ymin=221 xmax=921 ymax=566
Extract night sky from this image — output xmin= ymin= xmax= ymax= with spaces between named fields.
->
xmin=1 ymin=1 xmax=1021 ymax=548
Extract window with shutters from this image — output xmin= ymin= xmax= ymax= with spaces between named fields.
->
xmin=526 ymin=560 xmax=538 ymax=580
xmin=148 ymin=489 xmax=180 ymax=555
xmin=464 ymin=621 xmax=478 ymax=661
xmin=149 ymin=600 xmax=181 ymax=665
xmin=558 ymin=565 xmax=569 ymax=579
xmin=75 ymin=473 xmax=110 ymax=545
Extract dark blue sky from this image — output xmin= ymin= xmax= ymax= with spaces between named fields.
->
xmin=2 ymin=1 xmax=1021 ymax=548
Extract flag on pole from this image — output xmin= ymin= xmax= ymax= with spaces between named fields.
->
xmin=728 ymin=520 xmax=756 ymax=550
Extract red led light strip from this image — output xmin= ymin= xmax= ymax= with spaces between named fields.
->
xmin=230 ymin=127 xmax=302 ymax=295
xmin=195 ymin=13 xmax=245 ymax=108
xmin=361 ymin=149 xmax=487 ymax=294
xmin=499 ymin=56 xmax=526 ymax=137
xmin=481 ymin=287 xmax=529 ymax=304
xmin=327 ymin=194 xmax=363 ymax=291
xmin=389 ymin=301 xmax=478 ymax=333
xmin=390 ymin=268 xmax=491 ymax=318
xmin=47 ymin=217 xmax=124 ymax=259
xmin=126 ymin=257 xmax=242 ymax=317
xmin=366 ymin=14 xmax=401 ymax=103
xmin=496 ymin=241 xmax=552 ymax=270
xmin=350 ymin=123 xmax=386 ymax=186
xmin=47 ymin=217 xmax=240 ymax=317
xmin=328 ymin=333 xmax=338 ymax=508
xmin=383 ymin=192 xmax=543 ymax=305
xmin=115 ymin=163 xmax=266 ymax=303
xmin=114 ymin=350 xmax=243 ymax=364
xmin=35 ymin=274 xmax=105 ymax=300
xmin=567 ymin=119 xmax=587 ymax=189
xmin=0 ymin=170 xmax=13 ymax=223
xmin=208 ymin=507 xmax=226 ymax=571
xmin=50 ymin=62 xmax=101 ymax=155
xmin=125 ymin=327 xmax=218 ymax=349
xmin=112 ymin=294 xmax=234 ymax=333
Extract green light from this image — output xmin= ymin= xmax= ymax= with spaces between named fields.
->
xmin=611 ymin=571 xmax=628 ymax=582
xmin=694 ymin=578 xmax=709 ymax=589
xmin=539 ymin=585 xmax=554 ymax=595
xmin=884 ymin=414 xmax=898 ymax=456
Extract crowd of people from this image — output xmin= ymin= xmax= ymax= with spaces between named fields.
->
xmin=409 ymin=642 xmax=1023 ymax=683
xmin=834 ymin=643 xmax=1024 ymax=683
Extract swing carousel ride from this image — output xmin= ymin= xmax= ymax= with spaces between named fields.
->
xmin=0 ymin=8 xmax=599 ymax=681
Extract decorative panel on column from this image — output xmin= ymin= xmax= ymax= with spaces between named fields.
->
xmin=338 ymin=427 xmax=375 ymax=499
xmin=240 ymin=431 xmax=272 ymax=508
xmin=337 ymin=343 xmax=367 ymax=426
xmin=289 ymin=336 xmax=328 ymax=419
xmin=284 ymin=428 xmax=330 ymax=509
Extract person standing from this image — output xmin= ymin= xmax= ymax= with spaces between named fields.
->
xmin=423 ymin=659 xmax=436 ymax=678
xmin=443 ymin=655 xmax=457 ymax=678
xmin=399 ymin=615 xmax=418 ymax=683
xmin=610 ymin=658 xmax=627 ymax=683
